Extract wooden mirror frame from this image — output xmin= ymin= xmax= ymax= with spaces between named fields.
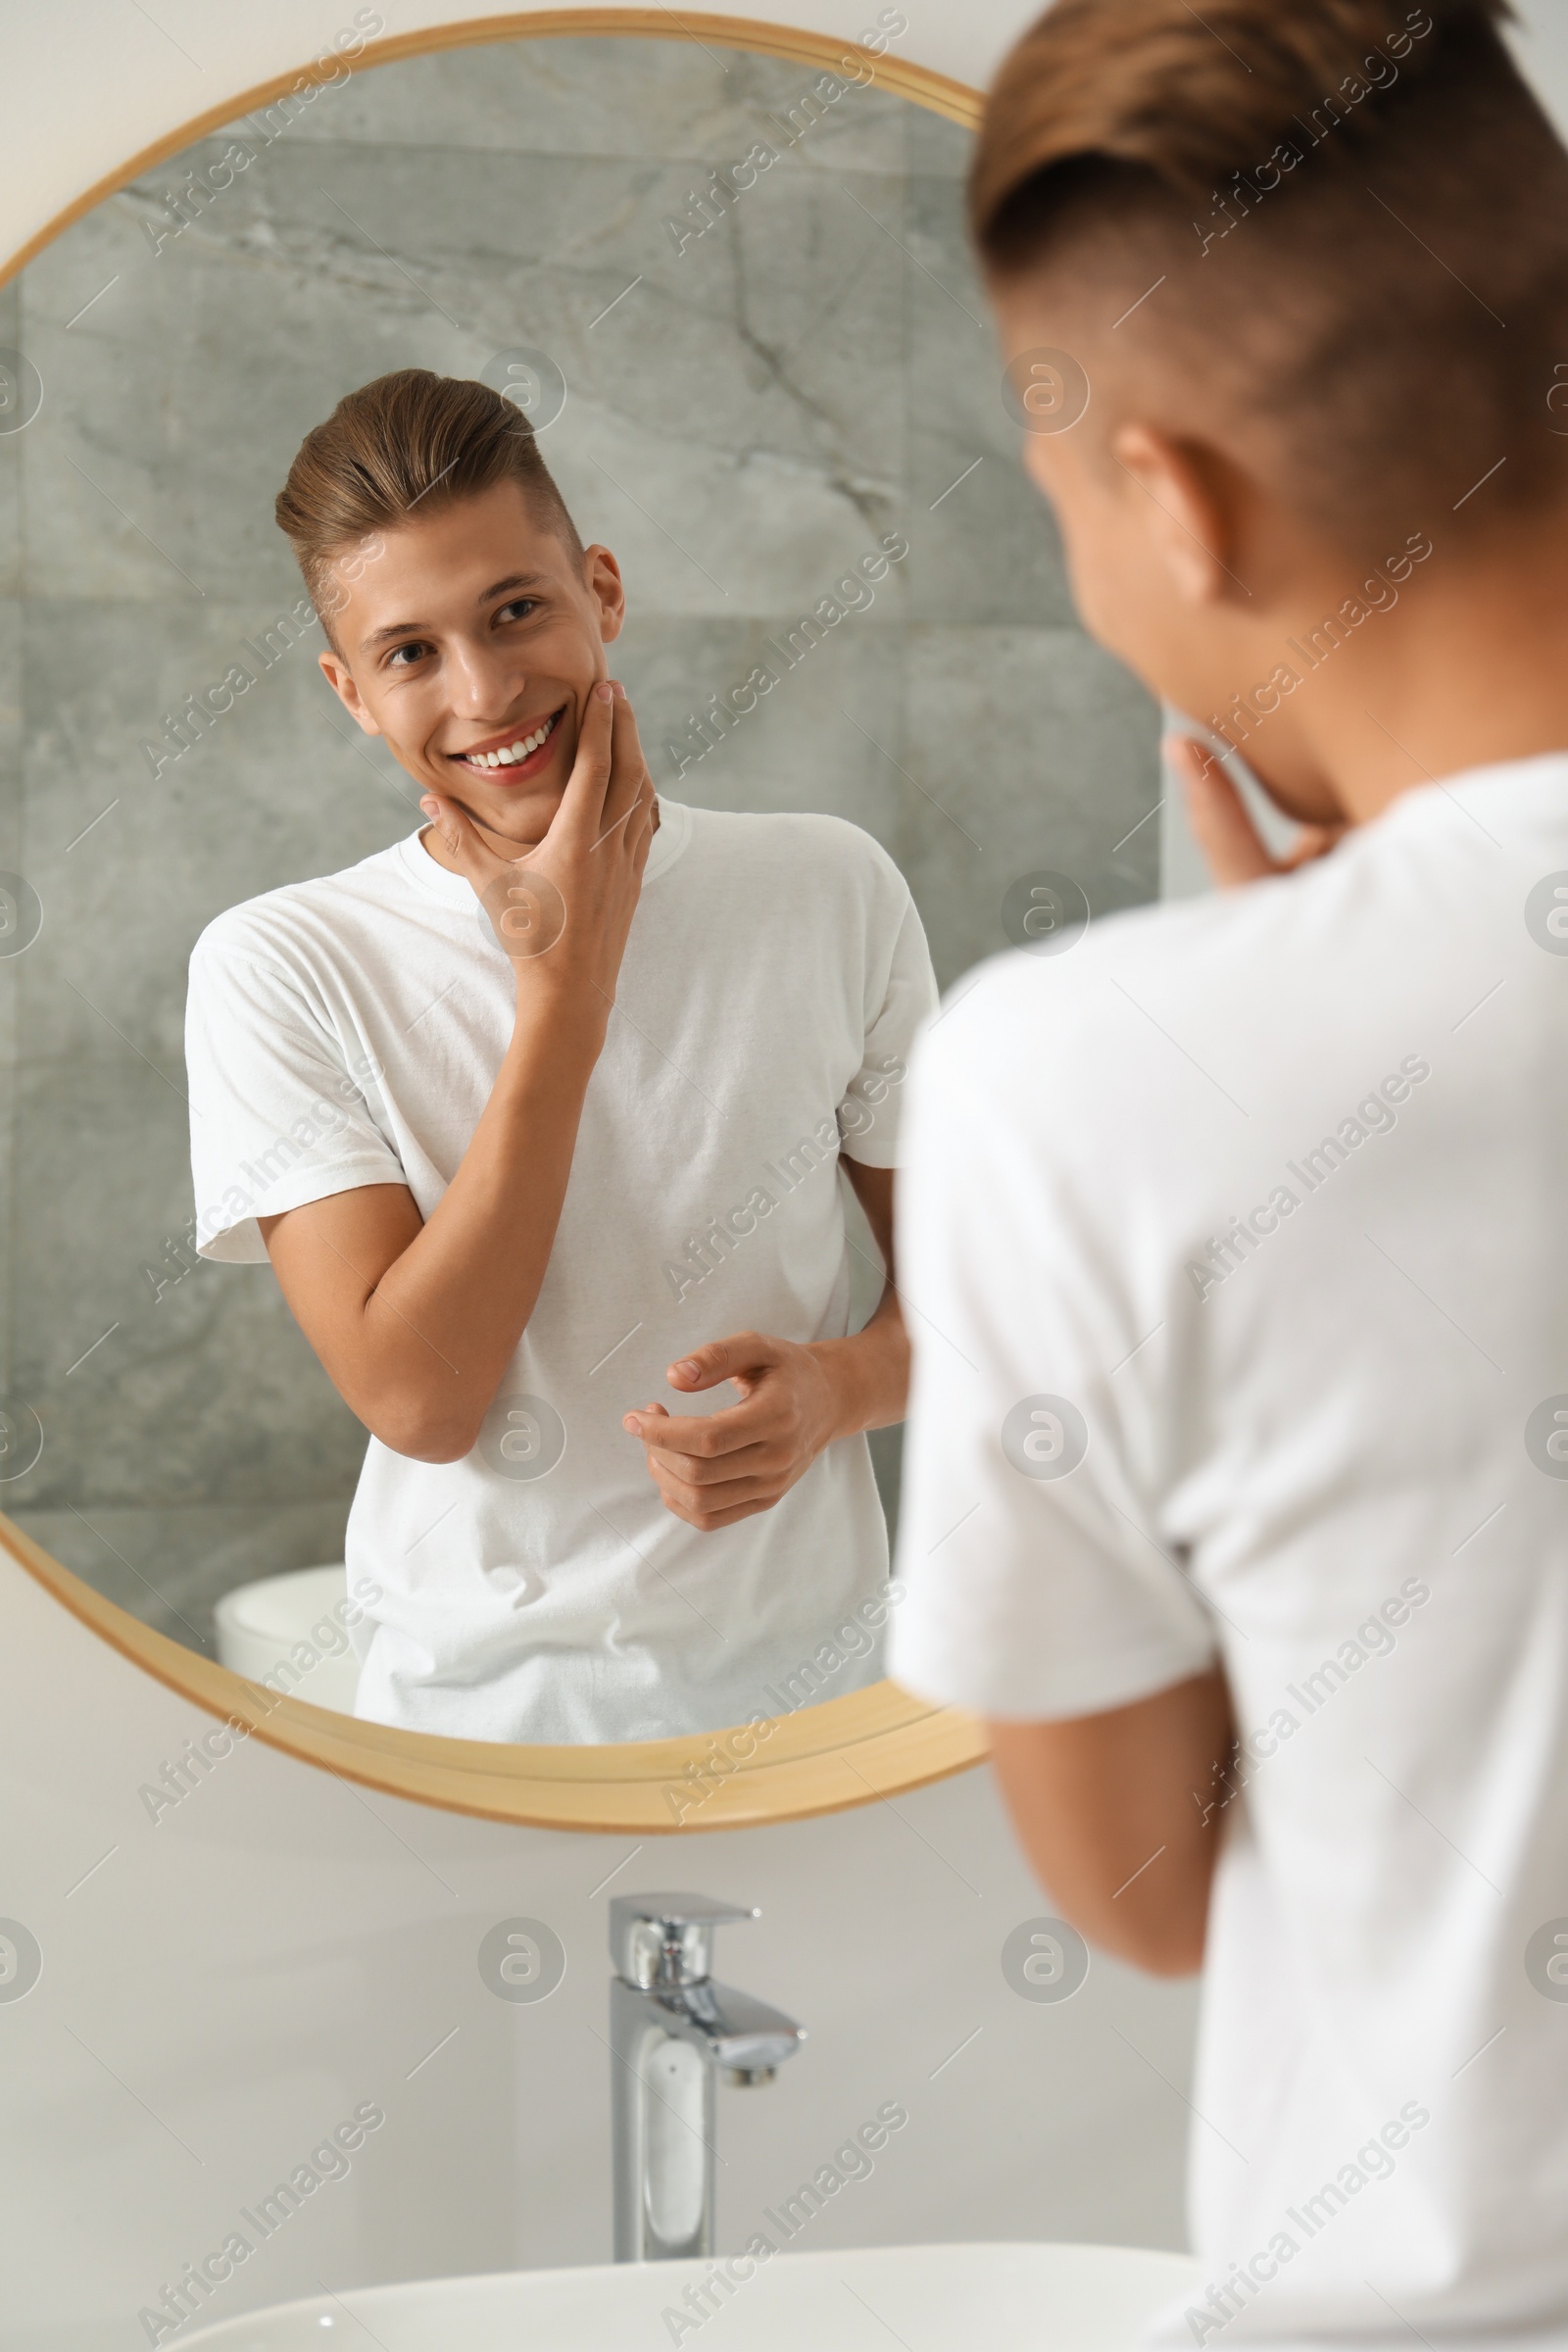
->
xmin=0 ymin=11 xmax=988 ymax=1834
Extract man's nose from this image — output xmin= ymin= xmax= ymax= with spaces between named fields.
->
xmin=447 ymin=639 xmax=521 ymax=714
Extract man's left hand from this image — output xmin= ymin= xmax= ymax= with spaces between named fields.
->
xmin=623 ymin=1334 xmax=844 ymax=1531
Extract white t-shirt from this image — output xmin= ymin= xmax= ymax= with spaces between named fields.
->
xmin=890 ymin=755 xmax=1568 ymax=2349
xmin=186 ymin=799 xmax=937 ymax=1743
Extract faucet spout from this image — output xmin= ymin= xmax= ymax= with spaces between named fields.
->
xmin=610 ymin=1893 xmax=805 ymax=2262
xmin=645 ymin=1975 xmax=805 ymax=2075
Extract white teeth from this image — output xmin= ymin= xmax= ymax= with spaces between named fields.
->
xmin=460 ymin=711 xmax=557 ymax=768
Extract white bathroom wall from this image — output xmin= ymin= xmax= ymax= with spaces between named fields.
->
xmin=1 ymin=1546 xmax=1200 ymax=2348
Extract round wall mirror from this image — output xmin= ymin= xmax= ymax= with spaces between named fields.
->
xmin=0 ymin=15 xmax=1161 ymax=1827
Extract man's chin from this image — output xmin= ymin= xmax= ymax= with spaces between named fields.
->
xmin=456 ymin=783 xmax=566 ymax=853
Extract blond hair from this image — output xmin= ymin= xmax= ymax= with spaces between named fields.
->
xmin=969 ymin=0 xmax=1568 ymax=542
xmin=275 ymin=368 xmax=581 ymax=626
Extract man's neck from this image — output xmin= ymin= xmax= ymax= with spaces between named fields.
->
xmin=419 ymin=796 xmax=661 ymax=871
xmin=1281 ymin=508 xmax=1568 ymax=828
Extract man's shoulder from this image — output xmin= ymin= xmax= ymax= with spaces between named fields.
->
xmin=682 ymin=802 xmax=899 ymax=869
xmin=941 ymin=880 xmax=1268 ymax=1008
xmin=190 ymin=838 xmax=412 ymax=974
xmin=921 ymin=869 xmax=1331 ymax=1106
xmin=678 ymin=803 xmax=907 ymax=902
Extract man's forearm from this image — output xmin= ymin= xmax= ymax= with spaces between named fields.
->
xmin=264 ymin=984 xmax=607 ymax=1462
xmin=356 ymin=990 xmax=606 ymax=1455
xmin=808 ymin=1287 xmax=909 ymax=1441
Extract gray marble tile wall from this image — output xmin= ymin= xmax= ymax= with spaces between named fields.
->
xmin=0 ymin=35 xmax=1159 ymax=1655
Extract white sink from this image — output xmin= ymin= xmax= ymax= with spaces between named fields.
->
xmin=213 ymin=1564 xmax=360 ymax=1713
xmin=178 ymin=2241 xmax=1200 ymax=2348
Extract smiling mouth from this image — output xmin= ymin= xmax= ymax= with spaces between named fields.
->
xmin=448 ymin=706 xmax=566 ymax=776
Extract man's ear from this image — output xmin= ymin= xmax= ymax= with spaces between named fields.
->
xmin=318 ymin=647 xmax=382 ymax=737
xmin=585 ymin=543 xmax=626 ymax=646
xmin=1110 ymin=422 xmax=1249 ymax=608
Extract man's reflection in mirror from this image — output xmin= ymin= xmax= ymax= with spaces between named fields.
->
xmin=183 ymin=370 xmax=936 ymax=1742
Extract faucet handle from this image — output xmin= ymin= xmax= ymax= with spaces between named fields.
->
xmin=610 ymin=1892 xmax=760 ymax=1988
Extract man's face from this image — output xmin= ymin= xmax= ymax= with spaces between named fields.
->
xmin=995 ymin=285 xmax=1249 ymax=713
xmin=993 ymin=284 xmax=1346 ymax=831
xmin=318 ymin=478 xmax=625 ymax=851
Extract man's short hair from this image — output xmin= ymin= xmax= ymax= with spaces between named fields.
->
xmin=274 ymin=368 xmax=583 ymax=628
xmin=970 ymin=0 xmax=1568 ymax=548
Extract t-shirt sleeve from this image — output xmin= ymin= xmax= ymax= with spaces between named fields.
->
xmin=838 ymin=880 xmax=940 ymax=1170
xmin=887 ymin=966 xmax=1219 ymax=1721
xmin=186 ymin=929 xmax=408 ymax=1264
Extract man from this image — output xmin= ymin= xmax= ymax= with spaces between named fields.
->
xmin=185 ymin=368 xmax=933 ymax=1743
xmin=890 ymin=1 xmax=1568 ymax=2342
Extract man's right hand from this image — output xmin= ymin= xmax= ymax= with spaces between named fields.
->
xmin=418 ymin=677 xmax=657 ymax=1021
xmin=1168 ymin=733 xmax=1346 ymax=890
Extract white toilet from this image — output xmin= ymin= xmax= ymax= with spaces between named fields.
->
xmin=213 ymin=1563 xmax=361 ymax=1714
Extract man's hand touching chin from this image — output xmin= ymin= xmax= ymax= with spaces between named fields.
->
xmin=623 ymin=1336 xmax=847 ymax=1532
xmin=1168 ymin=732 xmax=1347 ymax=888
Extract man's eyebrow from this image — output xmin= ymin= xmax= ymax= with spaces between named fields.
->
xmin=476 ymin=570 xmax=550 ymax=606
xmin=358 ymin=572 xmax=552 ymax=656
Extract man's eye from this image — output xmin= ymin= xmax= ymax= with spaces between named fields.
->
xmin=498 ymin=599 xmax=537 ymax=623
xmin=385 ymin=641 xmax=430 ymax=668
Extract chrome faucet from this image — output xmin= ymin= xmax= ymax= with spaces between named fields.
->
xmin=610 ymin=1892 xmax=805 ymax=2262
